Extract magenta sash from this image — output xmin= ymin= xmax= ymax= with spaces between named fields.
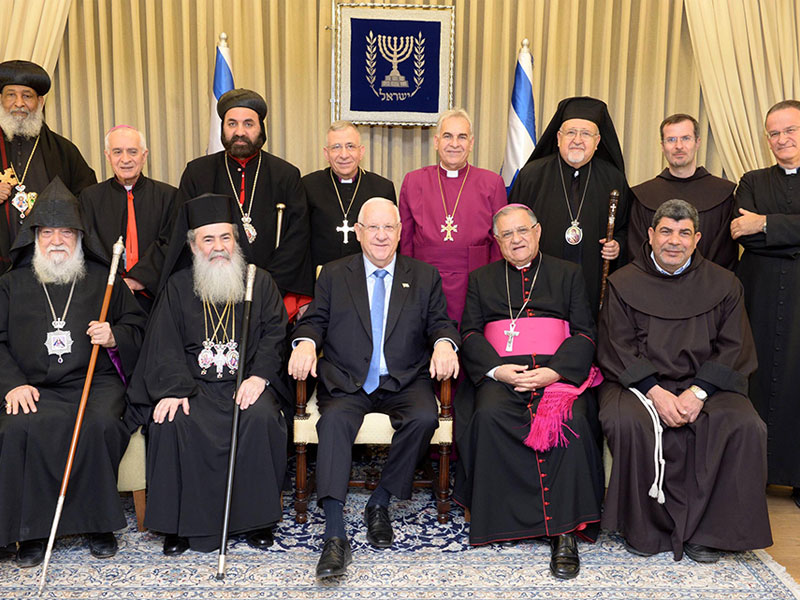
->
xmin=484 ymin=317 xmax=570 ymax=356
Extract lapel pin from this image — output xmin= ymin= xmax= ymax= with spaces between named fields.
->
xmin=402 ymin=282 xmax=410 ymax=288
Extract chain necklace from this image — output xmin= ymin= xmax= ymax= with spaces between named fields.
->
xmin=224 ymin=152 xmax=262 ymax=244
xmin=502 ymin=253 xmax=543 ymax=352
xmin=197 ymin=298 xmax=239 ymax=378
xmin=42 ymin=278 xmax=77 ymax=363
xmin=437 ymin=163 xmax=470 ymax=242
xmin=557 ymin=160 xmax=592 ymax=245
xmin=330 ymin=167 xmax=362 ymax=244
xmin=10 ymin=135 xmax=40 ymax=219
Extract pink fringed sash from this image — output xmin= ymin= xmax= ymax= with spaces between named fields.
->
xmin=483 ymin=317 xmax=603 ymax=451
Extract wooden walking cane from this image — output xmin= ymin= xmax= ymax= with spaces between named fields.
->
xmin=598 ymin=189 xmax=620 ymax=312
xmin=38 ymin=236 xmax=124 ymax=595
xmin=274 ymin=203 xmax=286 ymax=249
xmin=216 ymin=263 xmax=257 ymax=580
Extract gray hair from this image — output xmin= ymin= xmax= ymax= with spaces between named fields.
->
xmin=437 ymin=108 xmax=473 ymax=136
xmin=104 ymin=125 xmax=147 ymax=153
xmin=357 ymin=197 xmax=399 ymax=223
xmin=328 ymin=120 xmax=359 ymax=135
xmin=765 ymin=100 xmax=800 ymax=126
xmin=652 ymin=199 xmax=699 ymax=232
xmin=492 ymin=205 xmax=537 ymax=236
xmin=187 ymin=224 xmax=239 ymax=247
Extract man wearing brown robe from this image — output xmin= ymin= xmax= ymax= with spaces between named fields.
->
xmin=630 ymin=114 xmax=737 ymax=270
xmin=598 ymin=199 xmax=771 ymax=563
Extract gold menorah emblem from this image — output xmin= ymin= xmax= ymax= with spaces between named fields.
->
xmin=378 ymin=35 xmax=414 ymax=88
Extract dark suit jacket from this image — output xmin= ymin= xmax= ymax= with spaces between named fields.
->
xmin=292 ymin=252 xmax=459 ymax=395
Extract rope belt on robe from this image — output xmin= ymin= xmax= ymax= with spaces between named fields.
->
xmin=484 ymin=317 xmax=603 ymax=452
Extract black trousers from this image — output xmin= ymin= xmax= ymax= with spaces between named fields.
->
xmin=315 ymin=376 xmax=439 ymax=503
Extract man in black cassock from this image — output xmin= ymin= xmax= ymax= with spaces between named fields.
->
xmin=302 ymin=120 xmax=395 ymax=271
xmin=288 ymin=198 xmax=459 ymax=579
xmin=453 ymin=204 xmax=604 ymax=580
xmin=508 ymin=96 xmax=630 ymax=314
xmin=731 ymin=99 xmax=800 ymax=509
xmin=127 ymin=193 xmax=289 ymax=555
xmin=80 ymin=125 xmax=177 ymax=312
xmin=630 ymin=113 xmax=737 ymax=269
xmin=0 ymin=60 xmax=96 ymax=270
xmin=0 ymin=177 xmax=145 ymax=567
xmin=177 ymin=88 xmax=312 ymax=320
xmin=600 ymin=199 xmax=771 ymax=563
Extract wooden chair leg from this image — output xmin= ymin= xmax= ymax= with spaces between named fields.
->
xmin=295 ymin=443 xmax=309 ymax=523
xmin=436 ymin=443 xmax=451 ymax=523
xmin=132 ymin=489 xmax=147 ymax=532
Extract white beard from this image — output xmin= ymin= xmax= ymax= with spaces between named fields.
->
xmin=32 ymin=238 xmax=86 ymax=285
xmin=0 ymin=104 xmax=44 ymax=140
xmin=191 ymin=243 xmax=246 ymax=305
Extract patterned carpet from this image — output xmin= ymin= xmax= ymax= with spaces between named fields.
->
xmin=1 ymin=490 xmax=799 ymax=600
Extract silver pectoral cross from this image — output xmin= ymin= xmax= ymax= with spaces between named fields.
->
xmin=336 ymin=218 xmax=355 ymax=244
xmin=504 ymin=322 xmax=520 ymax=352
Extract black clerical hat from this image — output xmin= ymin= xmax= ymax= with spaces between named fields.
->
xmin=525 ymin=96 xmax=625 ymax=174
xmin=0 ymin=60 xmax=51 ymax=96
xmin=157 ymin=193 xmax=253 ymax=292
xmin=217 ymin=88 xmax=267 ymax=134
xmin=8 ymin=177 xmax=106 ymax=269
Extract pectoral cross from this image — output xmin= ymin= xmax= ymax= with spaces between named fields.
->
xmin=212 ymin=344 xmax=229 ymax=378
xmin=0 ymin=168 xmax=17 ymax=186
xmin=504 ymin=322 xmax=519 ymax=352
xmin=336 ymin=218 xmax=355 ymax=244
xmin=440 ymin=214 xmax=458 ymax=242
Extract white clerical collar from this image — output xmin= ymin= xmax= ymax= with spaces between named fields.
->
xmin=439 ymin=163 xmax=467 ymax=178
xmin=514 ymin=261 xmax=531 ymax=270
xmin=340 ymin=177 xmax=353 ymax=184
xmin=364 ymin=254 xmax=397 ymax=278
xmin=650 ymin=251 xmax=691 ymax=275
xmin=124 ymin=184 xmax=133 ymax=191
xmin=782 ymin=166 xmax=798 ymax=175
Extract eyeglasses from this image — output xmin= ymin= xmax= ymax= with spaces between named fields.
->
xmin=358 ymin=223 xmax=399 ymax=234
xmin=496 ymin=224 xmax=538 ymax=240
xmin=327 ymin=143 xmax=360 ymax=153
xmin=663 ymin=135 xmax=695 ymax=145
xmin=559 ymin=129 xmax=598 ymax=141
xmin=766 ymin=126 xmax=800 ymax=141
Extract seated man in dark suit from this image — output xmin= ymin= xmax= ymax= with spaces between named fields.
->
xmin=288 ymin=197 xmax=460 ymax=578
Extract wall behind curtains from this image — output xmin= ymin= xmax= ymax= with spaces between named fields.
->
xmin=49 ymin=0 xmax=722 ymax=190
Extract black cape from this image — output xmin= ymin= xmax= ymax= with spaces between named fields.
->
xmin=126 ymin=267 xmax=289 ymax=551
xmin=302 ymin=167 xmax=396 ymax=269
xmin=508 ymin=153 xmax=631 ymax=314
xmin=0 ymin=261 xmax=146 ymax=545
xmin=79 ymin=175 xmax=178 ymax=308
xmin=735 ymin=165 xmax=800 ymax=486
xmin=631 ymin=167 xmax=737 ymax=270
xmin=177 ymin=150 xmax=313 ymax=297
xmin=453 ymin=254 xmax=604 ymax=544
xmin=598 ymin=247 xmax=771 ymax=559
xmin=0 ymin=124 xmax=96 ymax=268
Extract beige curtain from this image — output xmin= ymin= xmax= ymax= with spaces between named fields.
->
xmin=685 ymin=0 xmax=800 ymax=181
xmin=49 ymin=0 xmax=724 ymax=190
xmin=0 ymin=0 xmax=71 ymax=91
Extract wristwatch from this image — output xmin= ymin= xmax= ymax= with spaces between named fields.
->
xmin=689 ymin=384 xmax=708 ymax=402
xmin=761 ymin=218 xmax=767 ymax=234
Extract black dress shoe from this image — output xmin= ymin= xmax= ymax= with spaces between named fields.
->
xmin=684 ymin=542 xmax=721 ymax=563
xmin=16 ymin=539 xmax=46 ymax=568
xmin=163 ymin=534 xmax=189 ymax=556
xmin=792 ymin=487 xmax=800 ymax=510
xmin=316 ymin=537 xmax=352 ymax=578
xmin=88 ymin=532 xmax=118 ymax=558
xmin=364 ymin=505 xmax=394 ymax=548
xmin=0 ymin=542 xmax=16 ymax=559
xmin=246 ymin=527 xmax=274 ymax=549
xmin=549 ymin=533 xmax=580 ymax=580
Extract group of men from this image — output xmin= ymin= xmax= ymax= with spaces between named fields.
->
xmin=0 ymin=58 xmax=795 ymax=582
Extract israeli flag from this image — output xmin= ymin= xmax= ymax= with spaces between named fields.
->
xmin=207 ymin=32 xmax=235 ymax=154
xmin=500 ymin=39 xmax=536 ymax=194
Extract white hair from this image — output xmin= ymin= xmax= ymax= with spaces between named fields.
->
xmin=357 ymin=197 xmax=400 ymax=223
xmin=32 ymin=232 xmax=86 ymax=285
xmin=0 ymin=102 xmax=44 ymax=140
xmin=104 ymin=125 xmax=148 ymax=153
xmin=190 ymin=239 xmax=246 ymax=304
